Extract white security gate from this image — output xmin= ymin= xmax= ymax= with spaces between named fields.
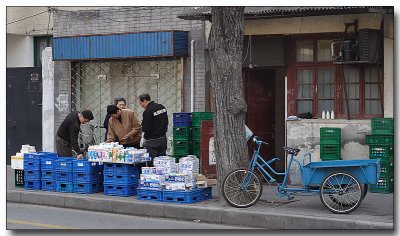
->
xmin=71 ymin=59 xmax=183 ymax=145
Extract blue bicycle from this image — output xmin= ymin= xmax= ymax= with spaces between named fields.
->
xmin=222 ymin=136 xmax=380 ymax=214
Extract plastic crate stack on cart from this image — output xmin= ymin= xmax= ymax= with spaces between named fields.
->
xmin=172 ymin=112 xmax=192 ymax=159
xmin=366 ymin=118 xmax=394 ymax=193
xmin=320 ymin=127 xmax=341 ymax=161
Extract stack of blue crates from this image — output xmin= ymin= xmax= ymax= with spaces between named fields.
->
xmin=24 ymin=153 xmax=42 ymax=190
xmin=40 ymin=152 xmax=58 ymax=191
xmin=55 ymin=158 xmax=74 ymax=192
xmin=24 ymin=152 xmax=58 ymax=190
xmin=103 ymin=163 xmax=139 ymax=197
xmin=72 ymin=159 xmax=102 ymax=194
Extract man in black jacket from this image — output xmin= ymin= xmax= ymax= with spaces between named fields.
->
xmin=56 ymin=110 xmax=94 ymax=158
xmin=138 ymin=94 xmax=168 ymax=161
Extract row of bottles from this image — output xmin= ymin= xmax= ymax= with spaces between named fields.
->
xmin=321 ymin=110 xmax=335 ymax=119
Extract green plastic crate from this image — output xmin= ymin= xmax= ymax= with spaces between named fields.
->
xmin=15 ymin=169 xmax=24 ymax=187
xmin=320 ymin=128 xmax=341 ymax=145
xmin=379 ymin=162 xmax=394 ymax=178
xmin=173 ymin=127 xmax=192 ymax=140
xmin=365 ymin=134 xmax=394 ymax=146
xmin=371 ymin=118 xmax=394 ymax=135
xmin=192 ymin=127 xmax=201 ymax=140
xmin=320 ymin=144 xmax=341 ymax=160
xmin=369 ymin=145 xmax=394 ymax=162
xmin=192 ymin=112 xmax=213 ymax=127
xmin=369 ymin=176 xmax=394 ymax=193
xmin=173 ymin=140 xmax=190 ymax=157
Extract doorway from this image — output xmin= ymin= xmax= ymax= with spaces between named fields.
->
xmin=6 ymin=67 xmax=42 ymax=164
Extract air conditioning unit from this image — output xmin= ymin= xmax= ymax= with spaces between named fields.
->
xmin=331 ymin=40 xmax=343 ymax=62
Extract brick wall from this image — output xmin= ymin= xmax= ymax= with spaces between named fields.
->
xmin=52 ymin=7 xmax=207 ymax=129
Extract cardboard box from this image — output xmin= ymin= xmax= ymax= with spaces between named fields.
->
xmin=196 ymin=174 xmax=217 ymax=188
xmin=11 ymin=156 xmax=24 ymax=170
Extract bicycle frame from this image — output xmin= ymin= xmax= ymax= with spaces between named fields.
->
xmin=243 ymin=136 xmax=319 ymax=199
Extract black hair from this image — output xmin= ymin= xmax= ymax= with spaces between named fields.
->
xmin=114 ymin=97 xmax=126 ymax=106
xmin=81 ymin=110 xmax=94 ymax=120
xmin=139 ymin=94 xmax=151 ymax=102
xmin=107 ymin=105 xmax=120 ymax=116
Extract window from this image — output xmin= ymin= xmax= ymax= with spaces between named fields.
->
xmin=290 ymin=37 xmax=383 ymax=118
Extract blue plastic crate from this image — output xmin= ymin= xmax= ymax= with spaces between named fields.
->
xmin=137 ymin=188 xmax=163 ymax=201
xmin=24 ymin=180 xmax=41 ymax=190
xmin=24 ymin=153 xmax=41 ymax=170
xmin=73 ymin=182 xmax=100 ymax=194
xmin=56 ymin=181 xmax=74 ymax=193
xmin=197 ymin=187 xmax=212 ymax=200
xmin=173 ymin=112 xmax=192 ymax=127
xmin=55 ymin=158 xmax=74 ymax=172
xmin=103 ymin=184 xmax=137 ymax=197
xmin=104 ymin=173 xmax=139 ymax=185
xmin=24 ymin=169 xmax=41 ymax=180
xmin=56 ymin=171 xmax=73 ymax=182
xmin=41 ymin=180 xmax=56 ymax=191
xmin=41 ymin=158 xmax=56 ymax=171
xmin=41 ymin=170 xmax=56 ymax=181
xmin=162 ymin=189 xmax=200 ymax=204
xmin=113 ymin=163 xmax=139 ymax=175
xmin=103 ymin=163 xmax=114 ymax=174
xmin=73 ymin=171 xmax=100 ymax=183
xmin=73 ymin=159 xmax=99 ymax=173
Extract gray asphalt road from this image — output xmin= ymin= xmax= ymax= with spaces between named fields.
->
xmin=7 ymin=202 xmax=255 ymax=230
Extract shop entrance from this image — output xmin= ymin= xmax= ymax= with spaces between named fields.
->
xmin=243 ymin=68 xmax=275 ymax=166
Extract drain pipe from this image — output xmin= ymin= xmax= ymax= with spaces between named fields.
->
xmin=191 ymin=40 xmax=195 ymax=112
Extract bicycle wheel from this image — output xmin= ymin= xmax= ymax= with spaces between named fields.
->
xmin=320 ymin=171 xmax=363 ymax=214
xmin=222 ymin=169 xmax=263 ymax=208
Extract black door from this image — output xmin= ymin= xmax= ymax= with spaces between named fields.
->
xmin=6 ymin=68 xmax=42 ymax=164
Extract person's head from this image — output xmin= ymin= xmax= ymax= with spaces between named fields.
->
xmin=78 ymin=110 xmax=94 ymax=124
xmin=114 ymin=97 xmax=126 ymax=109
xmin=107 ymin=105 xmax=121 ymax=119
xmin=138 ymin=94 xmax=151 ymax=109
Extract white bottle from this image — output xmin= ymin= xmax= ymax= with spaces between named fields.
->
xmin=326 ymin=111 xmax=330 ymax=119
xmin=322 ymin=110 xmax=326 ymax=119
xmin=331 ymin=110 xmax=335 ymax=119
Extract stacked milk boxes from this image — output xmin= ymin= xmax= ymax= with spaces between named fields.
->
xmin=137 ymin=156 xmax=210 ymax=203
xmin=87 ymin=142 xmax=150 ymax=163
xmin=103 ymin=162 xmax=139 ymax=197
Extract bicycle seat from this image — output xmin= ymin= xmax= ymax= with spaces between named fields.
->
xmin=282 ymin=147 xmax=301 ymax=155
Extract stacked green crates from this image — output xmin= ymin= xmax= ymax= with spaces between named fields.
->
xmin=367 ymin=118 xmax=394 ymax=193
xmin=172 ymin=113 xmax=192 ymax=159
xmin=320 ymin=127 xmax=341 ymax=161
xmin=190 ymin=112 xmax=213 ymax=158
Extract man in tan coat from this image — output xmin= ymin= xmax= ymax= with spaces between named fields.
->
xmin=106 ymin=105 xmax=142 ymax=148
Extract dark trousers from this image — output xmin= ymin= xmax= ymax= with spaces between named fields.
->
xmin=143 ymin=136 xmax=167 ymax=159
xmin=56 ymin=136 xmax=73 ymax=157
xmin=123 ymin=142 xmax=141 ymax=149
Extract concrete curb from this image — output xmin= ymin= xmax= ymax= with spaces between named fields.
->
xmin=6 ymin=189 xmax=393 ymax=229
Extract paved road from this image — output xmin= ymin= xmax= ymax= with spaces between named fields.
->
xmin=7 ymin=202 xmax=256 ymax=230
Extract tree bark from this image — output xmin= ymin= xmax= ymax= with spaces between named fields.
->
xmin=208 ymin=7 xmax=248 ymax=206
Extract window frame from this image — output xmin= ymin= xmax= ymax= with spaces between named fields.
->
xmin=288 ymin=34 xmax=383 ymax=119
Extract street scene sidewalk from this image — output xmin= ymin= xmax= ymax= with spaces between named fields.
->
xmin=6 ymin=166 xmax=394 ymax=230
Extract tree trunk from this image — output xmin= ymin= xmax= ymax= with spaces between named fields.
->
xmin=208 ymin=7 xmax=248 ymax=206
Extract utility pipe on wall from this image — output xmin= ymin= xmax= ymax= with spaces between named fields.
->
xmin=191 ymin=40 xmax=195 ymax=112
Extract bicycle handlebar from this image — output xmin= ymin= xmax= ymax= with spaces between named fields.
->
xmin=252 ymin=136 xmax=269 ymax=146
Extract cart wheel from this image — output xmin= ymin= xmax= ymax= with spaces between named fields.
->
xmin=222 ymin=169 xmax=263 ymax=208
xmin=320 ymin=171 xmax=364 ymax=214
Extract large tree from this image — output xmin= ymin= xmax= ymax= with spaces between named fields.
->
xmin=208 ymin=7 xmax=249 ymax=205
